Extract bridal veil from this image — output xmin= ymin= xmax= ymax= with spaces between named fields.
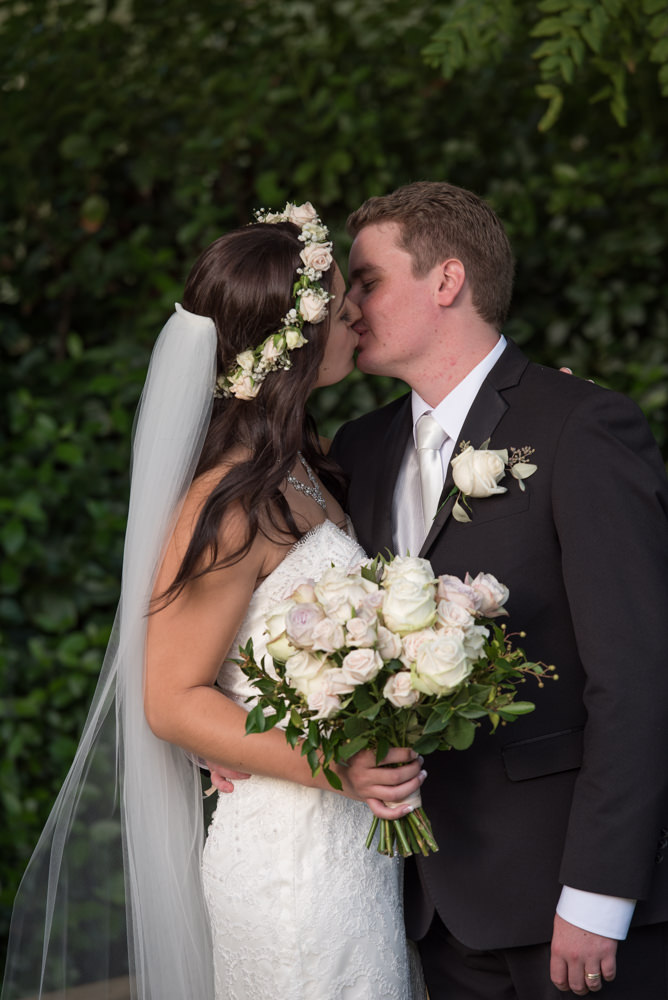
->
xmin=2 ymin=305 xmax=218 ymax=1000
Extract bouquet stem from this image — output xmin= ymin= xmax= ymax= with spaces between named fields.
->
xmin=365 ymin=807 xmax=439 ymax=857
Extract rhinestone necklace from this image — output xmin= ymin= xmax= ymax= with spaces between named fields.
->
xmin=287 ymin=452 xmax=327 ymax=513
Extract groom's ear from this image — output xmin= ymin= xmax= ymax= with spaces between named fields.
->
xmin=435 ymin=258 xmax=466 ymax=307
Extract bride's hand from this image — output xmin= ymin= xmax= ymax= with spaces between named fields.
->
xmin=205 ymin=762 xmax=252 ymax=795
xmin=341 ymin=748 xmax=426 ymax=819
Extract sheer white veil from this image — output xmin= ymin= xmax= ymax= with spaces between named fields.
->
xmin=2 ymin=304 xmax=218 ymax=1000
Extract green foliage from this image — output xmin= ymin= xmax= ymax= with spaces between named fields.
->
xmin=1 ymin=0 xmax=667 ymax=963
xmin=424 ymin=0 xmax=668 ymax=128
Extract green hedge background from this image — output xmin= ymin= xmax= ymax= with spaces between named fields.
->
xmin=1 ymin=0 xmax=667 ymax=965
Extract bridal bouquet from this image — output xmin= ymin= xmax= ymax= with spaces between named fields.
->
xmin=239 ymin=555 xmax=552 ymax=857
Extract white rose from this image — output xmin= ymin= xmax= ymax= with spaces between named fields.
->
xmin=228 ymin=372 xmax=260 ymax=400
xmin=462 ymin=623 xmax=489 ymax=659
xmin=400 ymin=629 xmax=434 ymax=665
xmin=412 ymin=633 xmax=472 ymax=695
xmin=311 ymin=617 xmax=346 ymax=654
xmin=451 ymin=445 xmax=508 ymax=498
xmin=320 ymin=666 xmax=356 ymax=696
xmin=285 ymin=602 xmax=326 ymax=647
xmin=290 ymin=580 xmax=317 ymax=603
xmin=383 ymin=671 xmax=420 ymax=708
xmin=436 ymin=599 xmax=474 ymax=630
xmin=377 ymin=625 xmax=403 ymax=660
xmin=236 ymin=350 xmax=256 ymax=374
xmin=382 ymin=578 xmax=437 ymax=635
xmin=315 ymin=567 xmax=376 ymax=624
xmin=345 ymin=616 xmax=377 ymax=648
xmin=300 ymin=242 xmax=333 ymax=274
xmin=301 ymin=221 xmax=328 ymax=242
xmin=285 ymin=327 xmax=308 ymax=350
xmin=299 ymin=290 xmax=328 ymax=324
xmin=381 ymin=556 xmax=436 ymax=591
xmin=285 ymin=649 xmax=328 ymax=696
xmin=306 ymin=687 xmax=342 ymax=720
xmin=340 ymin=648 xmax=383 ymax=685
xmin=285 ymin=201 xmax=318 ymax=226
xmin=265 ymin=599 xmax=298 ymax=662
xmin=465 ymin=571 xmax=509 ymax=617
xmin=436 ymin=574 xmax=481 ymax=613
xmin=260 ymin=335 xmax=284 ymax=363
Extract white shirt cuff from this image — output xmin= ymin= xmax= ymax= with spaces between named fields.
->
xmin=557 ymin=886 xmax=636 ymax=940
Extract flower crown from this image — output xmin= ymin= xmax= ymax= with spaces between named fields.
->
xmin=214 ymin=202 xmax=335 ymax=401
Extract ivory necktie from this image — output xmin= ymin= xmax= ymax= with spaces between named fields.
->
xmin=416 ymin=412 xmax=447 ymax=535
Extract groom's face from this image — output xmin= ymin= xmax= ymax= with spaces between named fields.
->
xmin=347 ymin=222 xmax=442 ymax=381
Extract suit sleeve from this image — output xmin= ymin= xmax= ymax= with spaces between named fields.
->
xmin=552 ymin=388 xmax=668 ymax=900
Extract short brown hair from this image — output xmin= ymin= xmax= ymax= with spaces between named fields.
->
xmin=347 ymin=181 xmax=514 ymax=329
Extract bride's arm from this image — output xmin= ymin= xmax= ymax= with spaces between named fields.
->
xmin=144 ymin=483 xmax=424 ymax=800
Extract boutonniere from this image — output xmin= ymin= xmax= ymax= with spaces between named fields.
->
xmin=449 ymin=439 xmax=537 ymax=523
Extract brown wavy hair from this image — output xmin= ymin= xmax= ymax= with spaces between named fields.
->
xmin=159 ymin=221 xmax=345 ymax=603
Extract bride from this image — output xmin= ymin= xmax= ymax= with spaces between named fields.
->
xmin=2 ymin=204 xmax=424 ymax=1000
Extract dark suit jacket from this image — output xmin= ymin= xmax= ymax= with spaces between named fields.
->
xmin=331 ymin=341 xmax=668 ymax=950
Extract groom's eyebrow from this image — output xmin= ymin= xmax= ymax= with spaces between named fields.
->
xmin=349 ymin=263 xmax=381 ymax=282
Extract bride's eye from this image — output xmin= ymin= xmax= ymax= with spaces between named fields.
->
xmin=340 ymin=310 xmax=351 ymax=323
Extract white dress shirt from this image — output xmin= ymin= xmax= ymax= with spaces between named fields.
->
xmin=391 ymin=335 xmax=635 ymax=940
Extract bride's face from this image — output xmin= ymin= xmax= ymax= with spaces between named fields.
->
xmin=313 ymin=265 xmax=360 ymax=388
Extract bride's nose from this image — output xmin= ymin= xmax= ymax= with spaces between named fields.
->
xmin=345 ymin=296 xmax=362 ymax=324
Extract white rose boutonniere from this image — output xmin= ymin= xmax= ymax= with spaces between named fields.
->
xmin=450 ymin=439 xmax=537 ymax=523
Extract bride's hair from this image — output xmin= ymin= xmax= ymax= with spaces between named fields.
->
xmin=160 ymin=221 xmax=345 ymax=601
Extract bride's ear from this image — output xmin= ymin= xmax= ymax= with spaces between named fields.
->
xmin=434 ymin=258 xmax=466 ymax=307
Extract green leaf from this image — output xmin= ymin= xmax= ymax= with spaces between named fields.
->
xmin=412 ymin=733 xmax=442 ymax=755
xmin=324 ymin=768 xmax=343 ymax=791
xmin=445 ymin=716 xmax=477 ymax=750
xmin=245 ymin=704 xmax=267 ymax=734
xmin=339 ymin=734 xmax=370 ymax=760
xmin=1 ymin=518 xmax=26 ymax=556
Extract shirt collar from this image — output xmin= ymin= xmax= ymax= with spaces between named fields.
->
xmin=411 ymin=336 xmax=507 ymax=446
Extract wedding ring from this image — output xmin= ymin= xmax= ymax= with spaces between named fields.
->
xmin=585 ymin=972 xmax=602 ymax=981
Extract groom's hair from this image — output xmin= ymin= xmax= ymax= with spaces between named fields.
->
xmin=347 ymin=181 xmax=514 ymax=330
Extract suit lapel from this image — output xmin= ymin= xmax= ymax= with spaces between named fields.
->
xmin=371 ymin=396 xmax=412 ymax=556
xmin=419 ymin=341 xmax=529 ymax=557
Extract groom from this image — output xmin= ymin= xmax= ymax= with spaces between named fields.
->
xmin=332 ymin=181 xmax=668 ymax=998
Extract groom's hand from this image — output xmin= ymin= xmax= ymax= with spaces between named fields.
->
xmin=342 ymin=748 xmax=426 ymax=818
xmin=550 ymin=914 xmax=617 ymax=995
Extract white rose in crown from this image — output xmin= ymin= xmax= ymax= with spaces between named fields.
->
xmin=314 ymin=567 xmax=378 ymax=624
xmin=383 ymin=671 xmax=420 ymax=708
xmin=298 ymin=289 xmax=329 ymax=324
xmin=300 ymin=220 xmax=329 ymax=242
xmin=382 ymin=577 xmax=437 ymax=635
xmin=340 ymin=648 xmax=383 ymax=685
xmin=236 ymin=350 xmax=256 ymax=374
xmin=285 ymin=327 xmax=308 ymax=350
xmin=311 ymin=617 xmax=346 ymax=654
xmin=265 ymin=599 xmax=299 ymax=662
xmin=228 ymin=371 xmax=260 ymax=400
xmin=412 ymin=633 xmax=472 ymax=695
xmin=285 ymin=603 xmax=326 ymax=647
xmin=284 ymin=201 xmax=318 ymax=226
xmin=260 ymin=335 xmax=285 ymax=364
xmin=466 ymin=572 xmax=509 ymax=618
xmin=285 ymin=649 xmax=328 ymax=697
xmin=452 ymin=445 xmax=508 ymax=498
xmin=300 ymin=242 xmax=334 ymax=274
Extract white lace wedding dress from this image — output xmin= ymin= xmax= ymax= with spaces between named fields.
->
xmin=201 ymin=520 xmax=422 ymax=1000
